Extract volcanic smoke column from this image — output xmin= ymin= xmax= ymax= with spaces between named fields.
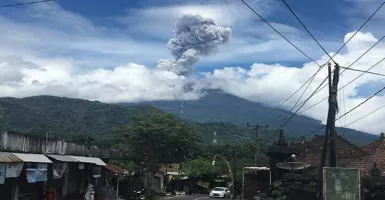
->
xmin=157 ymin=14 xmax=232 ymax=77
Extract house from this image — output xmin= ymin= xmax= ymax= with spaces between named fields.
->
xmin=349 ymin=134 xmax=385 ymax=175
xmin=292 ymin=135 xmax=368 ymax=167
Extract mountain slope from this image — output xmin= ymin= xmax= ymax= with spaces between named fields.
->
xmin=0 ymin=95 xmax=252 ymax=145
xmin=0 ymin=96 xmax=160 ymax=142
xmin=127 ymin=90 xmax=378 ymax=146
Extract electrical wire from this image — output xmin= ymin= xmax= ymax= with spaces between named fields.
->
xmin=0 ymin=0 xmax=53 ymax=8
xmin=336 ymin=85 xmax=385 ymax=121
xmin=279 ymin=74 xmax=329 ymax=128
xmin=340 ymin=66 xmax=385 ymax=77
xmin=240 ymin=0 xmax=322 ymax=67
xmin=281 ymin=0 xmax=335 ymax=63
xmin=298 ymin=57 xmax=385 ymax=115
xmin=225 ymin=132 xmax=253 ymax=140
xmin=293 ymin=83 xmax=385 ymax=140
xmin=263 ymin=36 xmax=385 ymax=125
xmin=342 ymin=104 xmax=385 ymax=128
xmin=251 ymin=0 xmax=385 ymax=123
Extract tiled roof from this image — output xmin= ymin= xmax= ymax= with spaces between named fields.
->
xmin=348 ymin=148 xmax=385 ymax=175
xmin=362 ymin=138 xmax=384 ymax=153
xmin=293 ymin=135 xmax=367 ymax=167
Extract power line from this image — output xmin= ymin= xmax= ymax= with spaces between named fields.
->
xmin=240 ymin=0 xmax=322 ymax=67
xmin=343 ymin=104 xmax=385 ymax=128
xmin=263 ymin=36 xmax=385 ymax=125
xmin=340 ymin=66 xmax=385 ymax=77
xmin=249 ymin=0 xmax=383 ymax=123
xmin=294 ymin=83 xmax=385 ymax=140
xmin=279 ymin=67 xmax=323 ymax=127
xmin=298 ymin=56 xmax=385 ymax=115
xmin=0 ymin=0 xmax=54 ymax=8
xmin=281 ymin=0 xmax=335 ymax=63
xmin=279 ymin=74 xmax=329 ymax=128
xmin=336 ymin=85 xmax=385 ymax=121
xmin=224 ymin=132 xmax=253 ymax=140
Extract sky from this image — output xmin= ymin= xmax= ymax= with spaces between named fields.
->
xmin=1 ymin=0 xmax=385 ymax=134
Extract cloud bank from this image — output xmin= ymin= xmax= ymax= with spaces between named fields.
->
xmin=1 ymin=2 xmax=385 ymax=135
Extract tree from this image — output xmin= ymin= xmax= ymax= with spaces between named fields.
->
xmin=117 ymin=113 xmax=202 ymax=191
xmin=380 ymin=132 xmax=384 ymax=139
xmin=181 ymin=158 xmax=219 ymax=180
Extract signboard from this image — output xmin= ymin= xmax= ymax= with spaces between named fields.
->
xmin=323 ymin=167 xmax=360 ymax=200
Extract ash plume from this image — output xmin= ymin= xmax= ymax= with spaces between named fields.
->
xmin=157 ymin=14 xmax=232 ymax=77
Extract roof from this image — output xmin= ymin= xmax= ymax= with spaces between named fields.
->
xmin=70 ymin=156 xmax=106 ymax=166
xmin=46 ymin=154 xmax=79 ymax=162
xmin=348 ymin=148 xmax=385 ymax=175
xmin=362 ymin=137 xmax=384 ymax=153
xmin=293 ymin=135 xmax=367 ymax=167
xmin=12 ymin=153 xmax=52 ymax=163
xmin=0 ymin=152 xmax=23 ymax=163
xmin=105 ymin=164 xmax=127 ymax=174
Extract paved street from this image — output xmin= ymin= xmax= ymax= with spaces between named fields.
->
xmin=168 ymin=194 xmax=209 ymax=200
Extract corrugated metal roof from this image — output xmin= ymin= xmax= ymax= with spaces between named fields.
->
xmin=105 ymin=164 xmax=127 ymax=174
xmin=12 ymin=153 xmax=52 ymax=163
xmin=0 ymin=152 xmax=23 ymax=163
xmin=70 ymin=156 xmax=107 ymax=166
xmin=46 ymin=154 xmax=79 ymax=162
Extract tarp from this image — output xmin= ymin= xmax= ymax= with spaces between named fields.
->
xmin=46 ymin=154 xmax=78 ymax=162
xmin=53 ymin=162 xmax=68 ymax=179
xmin=0 ymin=164 xmax=5 ymax=184
xmin=26 ymin=163 xmax=48 ymax=183
xmin=70 ymin=156 xmax=106 ymax=166
xmin=5 ymin=163 xmax=23 ymax=178
xmin=13 ymin=153 xmax=52 ymax=163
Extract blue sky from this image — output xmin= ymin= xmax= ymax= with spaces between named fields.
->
xmin=1 ymin=0 xmax=385 ymax=133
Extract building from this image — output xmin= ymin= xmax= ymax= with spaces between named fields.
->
xmin=0 ymin=130 xmax=126 ymax=200
xmin=293 ymin=135 xmax=368 ymax=168
xmin=349 ymin=134 xmax=385 ymax=175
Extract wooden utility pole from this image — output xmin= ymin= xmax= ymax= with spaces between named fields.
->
xmin=232 ymin=146 xmax=236 ymax=200
xmin=317 ymin=62 xmax=340 ymax=199
xmin=329 ymin=63 xmax=340 ymax=167
xmin=246 ymin=123 xmax=268 ymax=162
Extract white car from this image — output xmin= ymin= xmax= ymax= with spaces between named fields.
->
xmin=210 ymin=187 xmax=231 ymax=198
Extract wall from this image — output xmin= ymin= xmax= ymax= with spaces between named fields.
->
xmin=0 ymin=130 xmax=123 ymax=159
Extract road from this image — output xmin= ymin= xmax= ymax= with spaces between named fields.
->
xmin=168 ymin=194 xmax=209 ymax=200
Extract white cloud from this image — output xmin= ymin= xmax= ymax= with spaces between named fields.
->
xmin=0 ymin=1 xmax=385 ymax=135
xmin=204 ymin=31 xmax=385 ymax=134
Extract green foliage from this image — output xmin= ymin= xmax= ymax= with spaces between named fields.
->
xmin=370 ymin=163 xmax=381 ymax=178
xmin=380 ymin=132 xmax=384 ymax=139
xmin=117 ymin=113 xmax=202 ymax=172
xmin=181 ymin=158 xmax=219 ymax=180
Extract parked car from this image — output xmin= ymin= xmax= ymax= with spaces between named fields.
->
xmin=210 ymin=187 xmax=231 ymax=198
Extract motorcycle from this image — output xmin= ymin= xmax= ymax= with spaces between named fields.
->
xmin=133 ymin=189 xmax=145 ymax=200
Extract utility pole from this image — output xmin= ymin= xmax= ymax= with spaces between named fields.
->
xmin=232 ymin=146 xmax=236 ymax=200
xmin=317 ymin=62 xmax=340 ymax=199
xmin=247 ymin=123 xmax=268 ymax=162
xmin=329 ymin=63 xmax=340 ymax=167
